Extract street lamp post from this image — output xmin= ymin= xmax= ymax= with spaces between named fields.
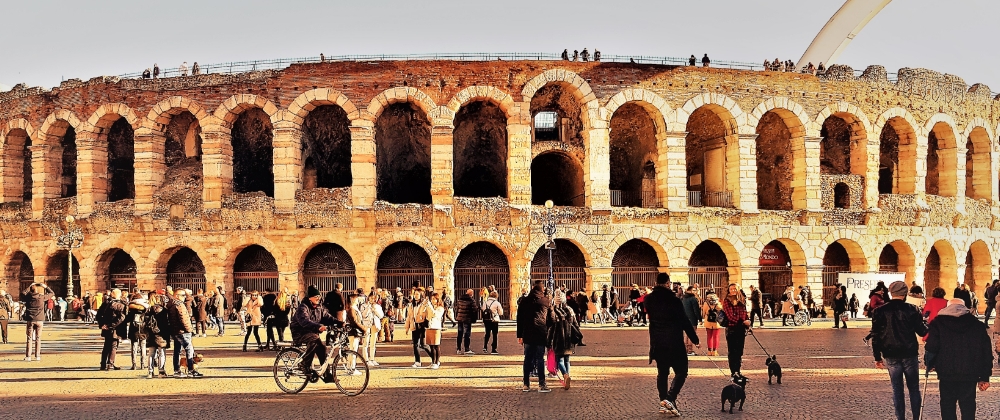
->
xmin=53 ymin=215 xmax=84 ymax=297
xmin=542 ymin=200 xmax=557 ymax=293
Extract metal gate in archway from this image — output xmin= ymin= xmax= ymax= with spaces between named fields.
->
xmin=760 ymin=265 xmax=793 ymax=300
xmin=233 ymin=245 xmax=280 ymax=293
xmin=454 ymin=242 xmax=511 ymax=318
xmin=611 ymin=239 xmax=661 ymax=306
xmin=377 ymin=242 xmax=434 ymax=293
xmin=167 ymin=248 xmax=207 ymax=293
xmin=531 ymin=239 xmax=587 ymax=295
xmin=822 ymin=265 xmax=849 ymax=305
xmin=302 ymin=243 xmax=358 ymax=300
xmin=688 ymin=266 xmax=728 ymax=298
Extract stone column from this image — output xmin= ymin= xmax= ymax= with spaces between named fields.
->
xmin=865 ymin=137 xmax=881 ymax=209
xmin=350 ymin=122 xmax=376 ymax=207
xmin=430 ymin=124 xmax=454 ymax=206
xmin=806 ymin=266 xmax=825 ymax=306
xmin=30 ymin=144 xmax=54 ymax=218
xmin=667 ymin=266 xmax=689 ymax=286
xmin=507 ymin=107 xmax=533 ymax=205
xmin=272 ymin=121 xmax=302 ymax=213
xmin=585 ymin=126 xmax=611 ymax=211
xmin=132 ymin=129 xmax=161 ymax=213
xmin=75 ymin=136 xmax=106 ymax=215
xmin=802 ymin=136 xmax=823 ymax=210
xmin=663 ymin=131 xmax=688 ymax=211
xmin=741 ymin=266 xmax=760 ymax=290
xmin=200 ymin=129 xmax=232 ymax=209
xmin=735 ymin=134 xmax=759 ymax=212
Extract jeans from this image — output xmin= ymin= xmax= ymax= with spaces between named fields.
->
xmin=411 ymin=328 xmax=430 ymax=363
xmin=522 ymin=343 xmax=546 ymax=386
xmin=130 ymin=339 xmax=147 ymax=368
xmin=25 ymin=321 xmax=43 ymax=358
xmin=172 ymin=332 xmax=195 ymax=373
xmin=651 ymin=348 xmax=688 ymax=402
xmin=984 ymin=303 xmax=995 ymax=326
xmin=456 ymin=322 xmax=472 ymax=351
xmin=100 ymin=336 xmax=119 ymax=368
xmin=147 ymin=347 xmax=165 ymax=374
xmin=939 ymin=380 xmax=977 ymax=420
xmin=555 ymin=354 xmax=571 ymax=375
xmin=749 ymin=307 xmax=763 ymax=326
xmin=884 ymin=356 xmax=922 ymax=420
xmin=483 ymin=320 xmax=499 ymax=352
xmin=211 ymin=315 xmax=225 ymax=335
xmin=725 ymin=326 xmax=746 ymax=374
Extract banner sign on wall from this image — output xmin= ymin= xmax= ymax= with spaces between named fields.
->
xmin=759 ymin=244 xmax=788 ymax=266
xmin=839 ymin=272 xmax=906 ymax=302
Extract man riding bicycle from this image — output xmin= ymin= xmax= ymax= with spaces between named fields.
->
xmin=291 ymin=285 xmax=340 ymax=380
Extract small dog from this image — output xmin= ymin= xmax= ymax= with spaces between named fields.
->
xmin=179 ymin=353 xmax=205 ymax=371
xmin=720 ymin=373 xmax=748 ymax=414
xmin=765 ymin=355 xmax=782 ymax=384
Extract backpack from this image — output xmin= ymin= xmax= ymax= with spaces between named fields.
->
xmin=482 ymin=299 xmax=499 ymax=322
xmin=706 ymin=307 xmax=718 ymax=323
xmin=143 ymin=309 xmax=160 ymax=335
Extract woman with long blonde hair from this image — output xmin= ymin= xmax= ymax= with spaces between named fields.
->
xmin=266 ymin=290 xmax=291 ymax=349
xmin=722 ymin=284 xmax=750 ymax=376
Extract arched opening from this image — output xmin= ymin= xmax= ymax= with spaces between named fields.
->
xmin=820 ymin=116 xmax=852 ymax=175
xmin=98 ymin=249 xmax=137 ymax=292
xmin=107 ymin=118 xmax=135 ymax=201
xmin=377 ymin=242 xmax=433 ymax=291
xmin=822 ymin=242 xmax=853 ymax=304
xmin=302 ymin=243 xmax=357 ymax=300
xmin=531 ymin=239 xmax=586 ymax=295
xmin=688 ymin=240 xmax=730 ymax=297
xmin=165 ymin=247 xmax=206 ymax=293
xmin=375 ymin=102 xmax=431 ymax=204
xmin=233 ymin=245 xmax=279 ymax=293
xmin=966 ymin=127 xmax=990 ymax=200
xmin=7 ymin=251 xmax=34 ymax=298
xmin=880 ymin=241 xmax=916 ymax=284
xmin=231 ymin=108 xmax=274 ymax=196
xmin=531 ymin=152 xmax=584 ymax=206
xmin=879 ymin=245 xmax=899 ymax=272
xmin=878 ymin=117 xmax=916 ymax=195
xmin=925 ymin=247 xmax=941 ymax=293
xmin=453 ymin=101 xmax=508 ymax=198
xmin=60 ymin=125 xmax=78 ymax=197
xmin=302 ymin=105 xmax=352 ymax=189
xmin=164 ymin=111 xmax=202 ymax=167
xmin=924 ymin=241 xmax=957 ymax=295
xmin=1 ymin=128 xmax=32 ymax=203
xmin=454 ymin=242 xmax=511 ymax=317
xmin=529 ymin=83 xmax=583 ymax=146
xmin=45 ymin=251 xmax=79 ymax=297
xmin=609 ymin=103 xmax=658 ymax=207
xmin=755 ymin=111 xmax=795 ymax=210
xmin=758 ymin=241 xmax=792 ymax=300
xmin=611 ymin=239 xmax=661 ymax=306
xmin=834 ymin=182 xmax=850 ymax=209
xmin=966 ymin=241 xmax=991 ymax=311
xmin=685 ymin=106 xmax=735 ymax=208
xmin=926 ymin=122 xmax=957 ymax=197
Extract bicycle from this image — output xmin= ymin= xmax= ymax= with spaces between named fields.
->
xmin=273 ymin=324 xmax=369 ymax=396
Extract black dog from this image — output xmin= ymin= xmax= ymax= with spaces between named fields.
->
xmin=720 ymin=374 xmax=748 ymax=414
xmin=765 ymin=355 xmax=782 ymax=384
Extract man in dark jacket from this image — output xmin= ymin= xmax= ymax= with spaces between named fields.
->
xmin=681 ymin=286 xmax=701 ymax=356
xmin=21 ymin=283 xmax=54 ymax=361
xmin=924 ymin=299 xmax=993 ymax=420
xmin=871 ymin=281 xmax=927 ymax=420
xmin=748 ymin=285 xmax=763 ymax=327
xmin=454 ymin=289 xmax=479 ymax=355
xmin=166 ymin=289 xmax=202 ymax=377
xmin=646 ymin=273 xmax=699 ymax=416
xmin=291 ymin=285 xmax=338 ymax=378
xmin=983 ymin=280 xmax=998 ymax=326
xmin=517 ymin=280 xmax=551 ymax=392
xmin=96 ymin=288 xmax=128 ymax=370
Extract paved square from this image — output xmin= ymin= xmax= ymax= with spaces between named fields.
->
xmin=1 ymin=318 xmax=998 ymax=419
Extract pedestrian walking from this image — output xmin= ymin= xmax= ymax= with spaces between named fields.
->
xmin=243 ymin=290 xmax=263 ymax=352
xmin=645 ymin=273 xmax=699 ymax=416
xmin=561 ymin=49 xmax=569 ymax=60
xmin=425 ymin=292 xmax=445 ymax=369
xmin=360 ymin=293 xmax=382 ymax=366
xmin=0 ymin=290 xmax=11 ymax=343
xmin=345 ymin=292 xmax=366 ymax=374
xmin=871 ymin=281 xmax=927 ymax=420
xmin=833 ymin=285 xmax=849 ymax=328
xmin=681 ymin=286 xmax=701 ymax=356
xmin=234 ymin=286 xmax=248 ymax=335
xmin=906 ymin=285 xmax=926 ymax=313
xmin=599 ymin=285 xmax=613 ymax=323
xmin=262 ymin=288 xmax=277 ymax=348
xmin=455 ymin=289 xmax=479 ymax=355
xmin=849 ymin=293 xmax=860 ymax=318
xmin=143 ymin=293 xmax=170 ymax=378
xmin=166 ymin=288 xmax=202 ymax=377
xmin=780 ymin=286 xmax=795 ymax=326
xmin=748 ymin=285 xmax=763 ymax=327
xmin=954 ymin=284 xmax=972 ymax=309
xmin=442 ymin=287 xmax=456 ymax=328
xmin=983 ymin=280 xmax=998 ymax=326
xmin=923 ymin=287 xmax=948 ymax=323
xmin=57 ymin=297 xmax=67 ymax=321
xmin=722 ymin=284 xmax=750 ymax=375
xmin=207 ymin=289 xmax=226 ymax=336
xmin=126 ymin=292 xmax=149 ymax=370
xmin=96 ymin=288 xmax=127 ymax=371
xmin=575 ymin=289 xmax=590 ymax=324
xmin=517 ymin=280 xmax=552 ymax=393
xmin=925 ymin=298 xmax=993 ymax=420
xmin=702 ymin=290 xmax=722 ymax=356
xmin=547 ymin=289 xmax=581 ymax=390
xmin=192 ymin=289 xmax=208 ymax=337
xmin=268 ymin=290 xmax=291 ymax=348
xmin=323 ymin=283 xmax=346 ymax=323
xmin=404 ymin=287 xmax=432 ymax=367
xmin=379 ymin=289 xmax=395 ymax=342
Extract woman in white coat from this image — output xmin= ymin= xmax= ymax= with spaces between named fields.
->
xmin=360 ymin=293 xmax=383 ymax=366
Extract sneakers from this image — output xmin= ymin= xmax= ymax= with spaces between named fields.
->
xmin=159 ymin=370 xmax=167 ymax=378
xmin=411 ymin=362 xmax=422 ymax=368
xmin=491 ymin=351 xmax=499 ymax=355
xmin=522 ymin=385 xmax=531 ymax=392
xmin=429 ymin=363 xmax=440 ymax=370
xmin=24 ymin=357 xmax=32 ymax=362
xmin=456 ymin=349 xmax=463 ymax=355
xmin=366 ymin=360 xmax=379 ymax=367
xmin=348 ymin=369 xmax=363 ymax=376
xmin=34 ymin=357 xmax=41 ymax=361
xmin=659 ymin=400 xmax=680 ymax=417
xmin=464 ymin=350 xmax=475 ymax=355
xmin=538 ymin=386 xmax=552 ymax=393
xmin=173 ymin=372 xmax=187 ymax=378
xmin=146 ymin=372 xmax=154 ymax=379
xmin=483 ymin=348 xmax=488 ymax=354
xmin=686 ymin=352 xmax=697 ymax=356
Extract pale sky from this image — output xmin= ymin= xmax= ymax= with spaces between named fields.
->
xmin=0 ymin=0 xmax=997 ymax=91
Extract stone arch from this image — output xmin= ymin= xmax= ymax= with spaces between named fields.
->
xmin=961 ymin=120 xmax=993 ymax=201
xmin=297 ymin=101 xmax=353 ymax=190
xmin=874 ymin=108 xmax=920 ymax=195
xmin=93 ymin=247 xmax=139 ymax=292
xmin=446 ymin=86 xmax=518 ymax=120
xmin=86 ymin=103 xmax=141 ymax=133
xmin=453 ymin=241 xmax=513 ymax=315
xmin=755 ymin=237 xmax=808 ymax=297
xmin=607 ymin=228 xmax=670 ymax=270
xmin=286 ymin=88 xmax=361 ymax=126
xmin=679 ymin=93 xmax=744 ymax=209
xmin=364 ymin=87 xmax=438 ymax=122
xmin=965 ymin=240 xmax=991 ymax=306
xmin=453 ymin=99 xmax=509 ymax=198
xmin=607 ymin=95 xmax=667 ymax=208
xmin=374 ymin=100 xmax=432 ymax=204
xmin=520 ymin=69 xmax=598 ymax=107
xmin=364 ymin=232 xmax=439 ymax=275
xmin=923 ymin=114 xmax=960 ymax=197
xmin=925 ymin=239 xmax=958 ymax=294
xmin=221 ymin=102 xmax=276 ymax=196
xmin=815 ymin=103 xmax=870 ymax=179
xmin=604 ymin=89 xmax=670 ymax=134
xmin=879 ymin=239 xmax=917 ymax=285
xmin=820 ymin=235 xmax=868 ymax=270
xmin=38 ymin=109 xmax=84 ymax=199
xmin=376 ymin=241 xmax=436 ymax=290
xmin=38 ymin=109 xmax=85 ymax=145
xmin=4 ymin=249 xmax=35 ymax=297
xmin=678 ymin=228 xmax=744 ymax=269
xmin=524 ymin=226 xmax=603 ymax=268
xmin=749 ymin=100 xmax=808 ymax=210
xmin=212 ymin=94 xmax=281 ymax=131
xmin=86 ymin=104 xmax=140 ymax=203
xmin=0 ymin=118 xmax=36 ymax=203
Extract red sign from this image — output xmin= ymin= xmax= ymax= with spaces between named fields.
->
xmin=759 ymin=244 xmax=788 ymax=266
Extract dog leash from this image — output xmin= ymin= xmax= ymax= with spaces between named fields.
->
xmin=746 ymin=329 xmax=773 ymax=359
xmin=703 ymin=349 xmax=735 ymax=381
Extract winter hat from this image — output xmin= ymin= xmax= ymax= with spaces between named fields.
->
xmin=553 ymin=290 xmax=565 ymax=305
xmin=888 ymin=281 xmax=908 ymax=299
xmin=307 ymin=285 xmax=321 ymax=298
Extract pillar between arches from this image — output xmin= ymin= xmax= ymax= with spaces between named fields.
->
xmin=431 ymin=125 xmax=454 ymax=206
xmin=507 ymin=120 xmax=532 ymax=206
xmin=803 ymin=136 xmax=823 ymax=211
xmin=272 ymin=125 xmax=302 ymax=213
xmin=806 ymin=266 xmax=825 ymax=305
xmin=200 ymin=130 xmax=232 ymax=209
xmin=742 ymin=266 xmax=760 ymax=289
xmin=736 ymin=134 xmax=759 ymax=213
xmin=133 ymin=131 xmax=160 ymax=213
xmin=76 ymin=138 xmax=105 ymax=216
xmin=30 ymin=144 xmax=54 ymax=218
xmin=663 ymin=131 xmax=688 ymax=211
xmin=350 ymin=124 xmax=375 ymax=207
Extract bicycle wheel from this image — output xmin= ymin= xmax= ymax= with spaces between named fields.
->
xmin=332 ymin=349 xmax=369 ymax=396
xmin=274 ymin=347 xmax=310 ymax=394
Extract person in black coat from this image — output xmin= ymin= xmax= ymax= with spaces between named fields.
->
xmin=262 ymin=288 xmax=278 ymax=350
xmin=97 ymin=289 xmax=128 ymax=371
xmin=645 ymin=273 xmax=699 ymax=416
xmin=517 ymin=280 xmax=551 ymax=392
xmin=833 ymin=286 xmax=849 ymax=329
xmin=925 ymin=299 xmax=994 ymax=419
xmin=454 ymin=289 xmax=480 ymax=354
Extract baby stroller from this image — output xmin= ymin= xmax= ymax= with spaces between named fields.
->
xmin=616 ymin=304 xmax=635 ymax=327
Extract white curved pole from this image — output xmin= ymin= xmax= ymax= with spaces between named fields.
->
xmin=797 ymin=0 xmax=892 ymax=69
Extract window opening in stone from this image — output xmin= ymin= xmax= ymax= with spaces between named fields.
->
xmin=820 ymin=116 xmax=851 ymax=175
xmin=531 ymin=239 xmax=586 ymax=294
xmin=105 ymin=249 xmax=137 ymax=292
xmin=376 ymin=241 xmax=433 ymax=291
xmin=688 ymin=240 xmax=729 ymax=297
xmin=107 ymin=118 xmax=135 ymax=201
xmin=302 ymin=105 xmax=352 ymax=189
xmin=833 ymin=183 xmax=850 ymax=209
xmin=455 ymin=241 xmax=511 ymax=317
xmin=926 ymin=129 xmax=941 ymax=196
xmin=966 ymin=242 xmax=990 ymax=306
xmin=759 ymin=241 xmax=792 ymax=300
xmin=822 ymin=242 xmax=852 ymax=303
xmin=611 ymin=239 xmax=659 ymax=305
xmin=755 ymin=111 xmax=793 ymax=210
xmin=878 ymin=123 xmax=900 ymax=194
xmin=529 ymin=84 xmax=582 ymax=145
xmin=231 ymin=108 xmax=274 ymax=196
xmin=8 ymin=251 xmax=34 ymax=297
xmin=22 ymin=135 xmax=32 ymax=202
xmin=685 ymin=107 xmax=731 ymax=208
xmin=453 ymin=101 xmax=508 ymax=198
xmin=60 ymin=126 xmax=77 ymax=198
xmin=966 ymin=127 xmax=990 ymax=200
xmin=303 ymin=243 xmax=357 ymax=300
xmin=2 ymin=128 xmax=32 ymax=203
xmin=46 ymin=251 xmax=79 ymax=298
xmin=166 ymin=247 xmax=206 ymax=293
xmin=530 ymin=152 xmax=584 ymax=206
xmin=926 ymin=123 xmax=957 ymax=198
xmin=375 ymin=102 xmax=431 ymax=204
xmin=924 ymin=247 xmax=941 ymax=293
xmin=233 ymin=245 xmax=279 ymax=294
xmin=533 ymin=111 xmax=559 ymax=141
xmin=609 ymin=103 xmax=658 ymax=208
xmin=879 ymin=245 xmax=899 ymax=272
xmin=164 ymin=111 xmax=202 ymax=167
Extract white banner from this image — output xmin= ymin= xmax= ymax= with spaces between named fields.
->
xmin=839 ymin=272 xmax=906 ymax=303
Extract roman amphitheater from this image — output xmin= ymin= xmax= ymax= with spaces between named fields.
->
xmin=1 ymin=56 xmax=998 ymax=313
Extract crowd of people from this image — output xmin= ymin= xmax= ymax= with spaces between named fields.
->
xmin=762 ymin=58 xmax=826 ymax=74
xmin=560 ymin=48 xmax=601 ymax=62
xmin=141 ymin=62 xmax=201 ymax=79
